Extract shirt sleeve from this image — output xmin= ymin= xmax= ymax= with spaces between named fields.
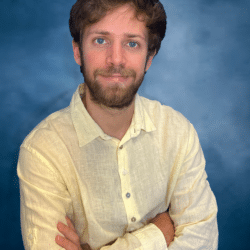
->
xmin=167 ymin=125 xmax=219 ymax=250
xmin=100 ymin=223 xmax=168 ymax=250
xmin=17 ymin=145 xmax=74 ymax=250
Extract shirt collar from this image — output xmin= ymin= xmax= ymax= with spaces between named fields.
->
xmin=71 ymin=83 xmax=156 ymax=147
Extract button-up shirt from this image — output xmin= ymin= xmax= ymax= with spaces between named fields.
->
xmin=17 ymin=83 xmax=218 ymax=250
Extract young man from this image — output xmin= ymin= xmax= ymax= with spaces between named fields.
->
xmin=17 ymin=0 xmax=218 ymax=249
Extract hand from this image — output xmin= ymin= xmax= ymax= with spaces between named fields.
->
xmin=55 ymin=216 xmax=91 ymax=250
xmin=149 ymin=211 xmax=175 ymax=247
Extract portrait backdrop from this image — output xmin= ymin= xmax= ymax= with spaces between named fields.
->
xmin=0 ymin=0 xmax=249 ymax=249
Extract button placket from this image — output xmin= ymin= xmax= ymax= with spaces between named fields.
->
xmin=131 ymin=217 xmax=136 ymax=222
xmin=122 ymin=169 xmax=128 ymax=175
xmin=117 ymin=143 xmax=139 ymax=229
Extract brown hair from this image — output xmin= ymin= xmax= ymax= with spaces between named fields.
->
xmin=69 ymin=0 xmax=167 ymax=57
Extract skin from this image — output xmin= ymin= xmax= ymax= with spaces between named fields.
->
xmin=55 ymin=4 xmax=175 ymax=249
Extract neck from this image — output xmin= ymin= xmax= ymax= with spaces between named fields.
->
xmin=82 ymin=86 xmax=135 ymax=140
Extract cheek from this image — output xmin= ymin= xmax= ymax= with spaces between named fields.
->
xmin=130 ymin=57 xmax=147 ymax=73
xmin=85 ymin=53 xmax=97 ymax=66
xmin=87 ymin=53 xmax=107 ymax=71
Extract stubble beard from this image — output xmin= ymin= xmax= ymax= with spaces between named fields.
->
xmin=79 ymin=49 xmax=147 ymax=110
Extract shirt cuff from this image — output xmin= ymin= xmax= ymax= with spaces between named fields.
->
xmin=132 ymin=223 xmax=167 ymax=250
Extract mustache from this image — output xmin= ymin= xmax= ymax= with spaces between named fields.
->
xmin=94 ymin=67 xmax=136 ymax=78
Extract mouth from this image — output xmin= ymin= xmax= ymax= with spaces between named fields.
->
xmin=100 ymin=74 xmax=129 ymax=82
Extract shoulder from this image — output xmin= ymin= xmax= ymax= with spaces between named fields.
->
xmin=21 ymin=106 xmax=73 ymax=150
xmin=139 ymin=95 xmax=193 ymax=132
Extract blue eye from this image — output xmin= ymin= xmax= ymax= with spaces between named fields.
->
xmin=95 ymin=38 xmax=106 ymax=45
xmin=128 ymin=42 xmax=138 ymax=48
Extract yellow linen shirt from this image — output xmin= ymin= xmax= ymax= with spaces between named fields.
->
xmin=17 ymin=83 xmax=218 ymax=250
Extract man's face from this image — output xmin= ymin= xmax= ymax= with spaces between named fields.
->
xmin=74 ymin=4 xmax=155 ymax=110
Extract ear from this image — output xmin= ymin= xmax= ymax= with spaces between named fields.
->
xmin=145 ymin=50 xmax=156 ymax=72
xmin=72 ymin=40 xmax=82 ymax=66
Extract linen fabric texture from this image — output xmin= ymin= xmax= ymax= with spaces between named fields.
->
xmin=17 ymin=83 xmax=218 ymax=250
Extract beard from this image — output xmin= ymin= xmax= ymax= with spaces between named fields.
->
xmin=79 ymin=49 xmax=147 ymax=110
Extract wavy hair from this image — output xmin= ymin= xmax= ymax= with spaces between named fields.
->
xmin=69 ymin=0 xmax=167 ymax=57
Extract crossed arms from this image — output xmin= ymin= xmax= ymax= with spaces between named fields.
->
xmin=17 ymin=123 xmax=218 ymax=249
xmin=55 ymin=211 xmax=175 ymax=249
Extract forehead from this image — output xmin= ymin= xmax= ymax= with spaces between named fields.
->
xmin=84 ymin=4 xmax=148 ymax=40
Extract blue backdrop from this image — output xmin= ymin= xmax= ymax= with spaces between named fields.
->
xmin=1 ymin=0 xmax=249 ymax=249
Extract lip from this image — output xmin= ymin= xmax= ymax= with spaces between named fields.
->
xmin=101 ymin=75 xmax=128 ymax=82
xmin=110 ymin=74 xmax=123 ymax=77
xmin=106 ymin=74 xmax=127 ymax=78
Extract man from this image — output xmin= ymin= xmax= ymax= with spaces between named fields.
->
xmin=17 ymin=0 xmax=219 ymax=249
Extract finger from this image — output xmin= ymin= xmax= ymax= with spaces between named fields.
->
xmin=65 ymin=216 xmax=77 ymax=232
xmin=57 ymin=221 xmax=80 ymax=245
xmin=55 ymin=235 xmax=78 ymax=250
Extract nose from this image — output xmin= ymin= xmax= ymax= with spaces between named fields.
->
xmin=106 ymin=41 xmax=126 ymax=67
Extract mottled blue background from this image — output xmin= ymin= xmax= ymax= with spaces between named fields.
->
xmin=1 ymin=0 xmax=249 ymax=249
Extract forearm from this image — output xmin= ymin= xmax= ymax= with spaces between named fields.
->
xmin=99 ymin=223 xmax=167 ymax=250
xmin=166 ymin=125 xmax=219 ymax=249
xmin=168 ymin=212 xmax=218 ymax=249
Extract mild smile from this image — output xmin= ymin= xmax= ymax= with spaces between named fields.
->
xmin=100 ymin=75 xmax=128 ymax=82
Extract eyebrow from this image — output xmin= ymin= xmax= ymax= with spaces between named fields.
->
xmin=88 ymin=31 xmax=146 ymax=41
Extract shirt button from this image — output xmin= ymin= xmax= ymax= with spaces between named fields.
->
xmin=119 ymin=145 xmax=123 ymax=149
xmin=131 ymin=217 xmax=136 ymax=222
xmin=123 ymin=169 xmax=128 ymax=175
xmin=126 ymin=192 xmax=131 ymax=198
